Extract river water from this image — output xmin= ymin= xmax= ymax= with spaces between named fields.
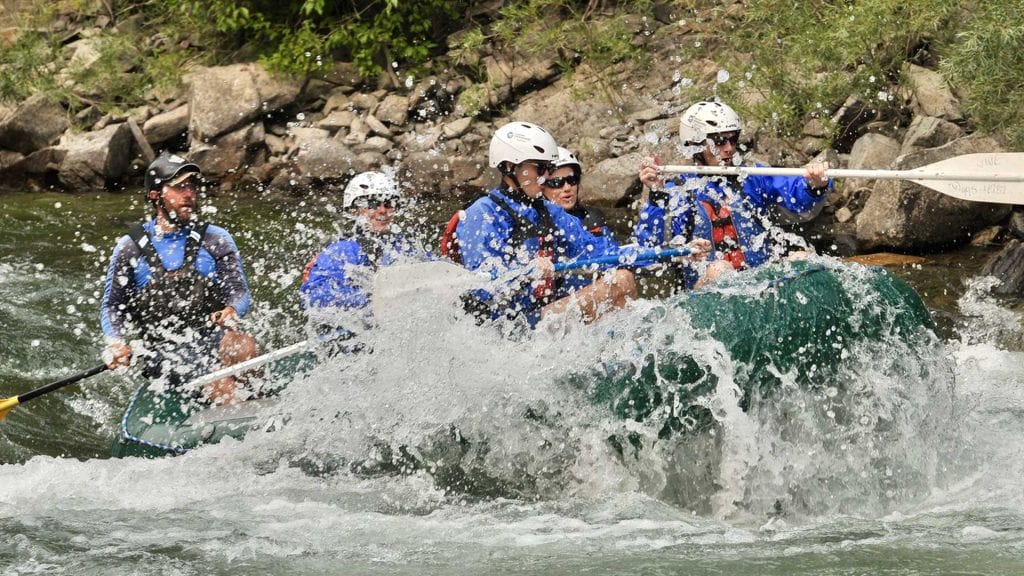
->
xmin=1 ymin=190 xmax=1023 ymax=575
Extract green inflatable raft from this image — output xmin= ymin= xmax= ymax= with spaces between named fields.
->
xmin=112 ymin=261 xmax=934 ymax=458
xmin=576 ymin=261 xmax=936 ymax=439
xmin=111 ymin=352 xmax=314 ymax=458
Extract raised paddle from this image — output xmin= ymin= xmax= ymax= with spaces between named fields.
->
xmin=660 ymin=152 xmax=1024 ymax=205
xmin=0 ymin=363 xmax=108 ymax=421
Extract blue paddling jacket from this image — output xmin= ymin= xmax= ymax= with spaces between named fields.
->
xmin=633 ymin=166 xmax=829 ymax=289
xmin=300 ymin=232 xmax=422 ymax=310
xmin=456 ymin=187 xmax=620 ymax=325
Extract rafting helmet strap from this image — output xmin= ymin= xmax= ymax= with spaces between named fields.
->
xmin=183 ymin=223 xmax=209 ymax=267
xmin=127 ymin=222 xmax=209 ymax=275
xmin=529 ymin=196 xmax=558 ymax=303
xmin=498 ymin=162 xmax=531 ymax=199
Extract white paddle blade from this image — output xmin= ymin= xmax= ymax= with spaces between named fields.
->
xmin=662 ymin=152 xmax=1024 ymax=205
xmin=908 ymin=153 xmax=1024 ymax=205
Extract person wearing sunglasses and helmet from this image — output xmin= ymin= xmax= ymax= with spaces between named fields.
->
xmin=539 ymin=146 xmax=616 ymax=296
xmin=100 ymin=154 xmax=257 ymax=405
xmin=634 ymin=100 xmax=830 ymax=290
xmin=542 ymin=147 xmax=612 ymax=238
xmin=454 ymin=121 xmax=636 ymax=329
xmin=301 ymin=170 xmax=425 ymax=317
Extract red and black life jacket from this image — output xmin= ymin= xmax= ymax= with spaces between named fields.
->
xmin=700 ymin=200 xmax=747 ymax=270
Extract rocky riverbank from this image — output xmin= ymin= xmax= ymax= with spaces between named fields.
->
xmin=2 ymin=1 xmax=1023 ymax=292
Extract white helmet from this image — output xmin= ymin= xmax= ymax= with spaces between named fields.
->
xmin=342 ymin=171 xmax=400 ymax=209
xmin=554 ymin=146 xmax=582 ymax=171
xmin=488 ymin=121 xmax=559 ymax=169
xmin=679 ymin=101 xmax=743 ymax=145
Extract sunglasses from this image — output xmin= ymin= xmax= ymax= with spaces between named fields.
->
xmin=543 ymin=174 xmax=580 ymax=189
xmin=708 ymin=132 xmax=740 ymax=147
xmin=521 ymin=161 xmax=556 ymax=176
xmin=353 ymin=196 xmax=397 ymax=210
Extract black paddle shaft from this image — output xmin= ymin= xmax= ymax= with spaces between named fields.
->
xmin=18 ymin=363 xmax=108 ymax=404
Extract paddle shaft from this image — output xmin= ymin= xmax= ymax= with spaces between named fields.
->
xmin=495 ymin=247 xmax=692 ymax=286
xmin=553 ymin=248 xmax=691 ymax=273
xmin=0 ymin=363 xmax=108 ymax=418
xmin=660 ymin=164 xmax=1024 ymax=183
xmin=185 ymin=338 xmax=316 ymax=389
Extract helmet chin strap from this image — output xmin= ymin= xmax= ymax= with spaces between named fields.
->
xmin=500 ymin=163 xmax=532 ymax=201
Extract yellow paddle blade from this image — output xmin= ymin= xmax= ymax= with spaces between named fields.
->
xmin=0 ymin=396 xmax=20 ymax=421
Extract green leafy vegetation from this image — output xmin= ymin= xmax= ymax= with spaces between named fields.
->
xmin=489 ymin=0 xmax=652 ymax=73
xmin=2 ymin=0 xmax=1024 ymax=148
xmin=164 ymin=0 xmax=467 ymax=77
xmin=941 ymin=0 xmax=1024 ymax=148
xmin=0 ymin=24 xmax=61 ymax=101
xmin=723 ymin=0 xmax=961 ymax=140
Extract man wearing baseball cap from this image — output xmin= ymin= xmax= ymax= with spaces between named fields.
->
xmin=100 ymin=154 xmax=257 ymax=404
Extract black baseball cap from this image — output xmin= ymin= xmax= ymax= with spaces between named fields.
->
xmin=145 ymin=155 xmax=201 ymax=191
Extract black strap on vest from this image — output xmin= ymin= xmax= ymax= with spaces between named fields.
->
xmin=487 ymin=191 xmax=556 ymax=251
xmin=128 ymin=222 xmax=209 ymax=274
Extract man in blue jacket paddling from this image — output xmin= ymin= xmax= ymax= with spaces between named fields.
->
xmin=101 ymin=155 xmax=257 ymax=404
xmin=454 ymin=121 xmax=637 ymax=327
xmin=634 ymin=100 xmax=830 ymax=290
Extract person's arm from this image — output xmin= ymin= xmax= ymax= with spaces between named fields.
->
xmin=633 ymin=200 xmax=667 ymax=248
xmin=458 ymin=198 xmax=517 ymax=274
xmin=100 ymin=236 xmax=137 ymax=368
xmin=204 ymin=226 xmax=252 ymax=321
xmin=752 ymin=162 xmax=831 ymax=214
xmin=553 ymin=205 xmax=620 ymax=262
xmin=299 ymin=241 xmax=373 ymax=310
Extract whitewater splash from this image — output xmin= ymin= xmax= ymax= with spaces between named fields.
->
xmin=222 ymin=258 xmax=967 ymax=523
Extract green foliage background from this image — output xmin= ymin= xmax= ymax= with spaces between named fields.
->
xmin=1 ymin=0 xmax=1024 ymax=147
xmin=728 ymin=0 xmax=962 ymax=137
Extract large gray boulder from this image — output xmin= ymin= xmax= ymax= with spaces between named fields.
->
xmin=57 ymin=123 xmax=133 ymax=190
xmin=587 ymin=153 xmax=646 ymax=206
xmin=399 ymin=150 xmax=456 ymax=193
xmin=187 ymin=63 xmax=302 ymax=143
xmin=143 ymin=104 xmax=189 ymax=145
xmin=903 ymin=64 xmax=963 ymax=121
xmin=2 ymin=148 xmax=67 ymax=182
xmin=845 ymin=133 xmax=900 ymax=193
xmin=900 ymin=115 xmax=963 ymax=155
xmin=375 ymin=94 xmax=410 ymax=126
xmin=855 ymin=135 xmax=1011 ymax=250
xmin=0 ymin=94 xmax=70 ymax=154
xmin=189 ymin=123 xmax=265 ymax=178
xmin=290 ymin=136 xmax=358 ymax=182
xmin=980 ymin=239 xmax=1024 ymax=297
